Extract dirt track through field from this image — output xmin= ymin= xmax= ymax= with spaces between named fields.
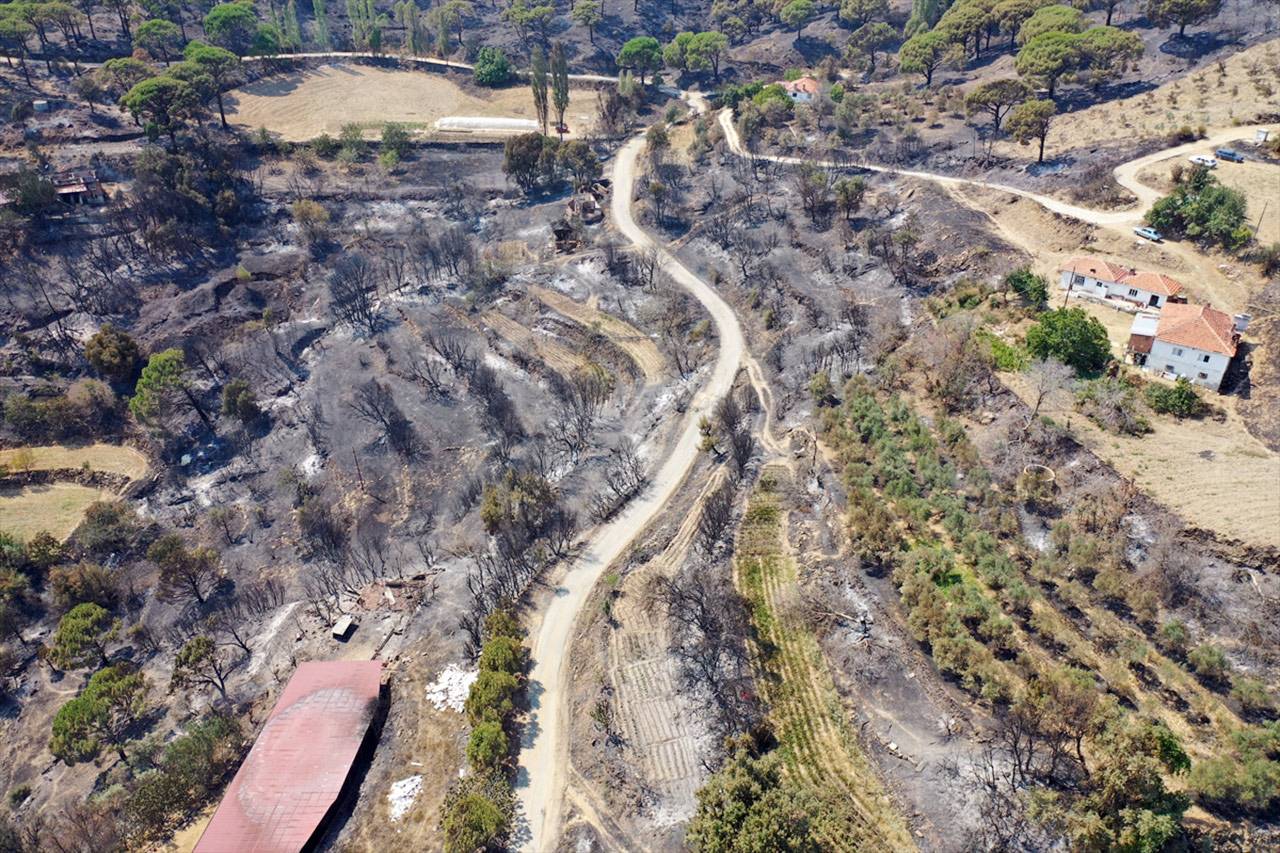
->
xmin=514 ymin=105 xmax=748 ymax=852
xmin=528 ymin=286 xmax=667 ymax=383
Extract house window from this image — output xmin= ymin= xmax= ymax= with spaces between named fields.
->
xmin=1128 ymin=288 xmax=1139 ymax=297
xmin=1198 ymin=372 xmax=1208 ymax=380
xmin=1201 ymin=354 xmax=1211 ymax=363
xmin=1072 ymin=274 xmax=1085 ymax=285
xmin=1172 ymin=347 xmax=1184 ymax=357
xmin=1165 ymin=365 xmax=1175 ymax=372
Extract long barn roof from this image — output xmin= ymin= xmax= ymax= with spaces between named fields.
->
xmin=194 ymin=660 xmax=383 ymax=853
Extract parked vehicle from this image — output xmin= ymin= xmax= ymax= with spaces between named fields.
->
xmin=1189 ymin=154 xmax=1218 ymax=168
xmin=1214 ymin=148 xmax=1245 ymax=163
xmin=1134 ymin=226 xmax=1163 ymax=242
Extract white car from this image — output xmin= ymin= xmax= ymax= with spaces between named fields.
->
xmin=1188 ymin=154 xmax=1218 ymax=168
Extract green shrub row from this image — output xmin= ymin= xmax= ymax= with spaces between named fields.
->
xmin=441 ymin=609 xmax=527 ymax=853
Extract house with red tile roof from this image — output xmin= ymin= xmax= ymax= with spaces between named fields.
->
xmin=778 ymin=76 xmax=820 ymax=104
xmin=1058 ymin=256 xmax=1184 ymax=309
xmin=1127 ymin=303 xmax=1247 ymax=390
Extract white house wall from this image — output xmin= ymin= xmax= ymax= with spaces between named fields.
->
xmin=1147 ymin=340 xmax=1229 ymax=390
xmin=1059 ymin=270 xmax=1165 ymax=308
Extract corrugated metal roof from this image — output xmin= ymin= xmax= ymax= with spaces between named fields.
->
xmin=194 ymin=660 xmax=383 ymax=853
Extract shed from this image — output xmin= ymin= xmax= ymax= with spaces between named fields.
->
xmin=331 ymin=614 xmax=356 ymax=640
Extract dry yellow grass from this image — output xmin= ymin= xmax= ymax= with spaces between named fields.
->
xmin=226 ymin=64 xmax=599 ymax=141
xmin=1003 ymin=368 xmax=1280 ymax=549
xmin=0 ymin=482 xmax=114 ymax=541
xmin=995 ymin=38 xmax=1280 ymax=158
xmin=528 ymin=286 xmax=667 ymax=382
xmin=0 ymin=443 xmax=149 ymax=480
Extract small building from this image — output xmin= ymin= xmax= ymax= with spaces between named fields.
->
xmin=51 ymin=169 xmax=106 ymax=206
xmin=1059 ymin=256 xmax=1184 ymax=309
xmin=195 ymin=661 xmax=385 ymax=853
xmin=778 ymin=76 xmax=820 ymax=104
xmin=1128 ymin=302 xmax=1245 ymax=391
xmin=331 ymin=614 xmax=356 ymax=640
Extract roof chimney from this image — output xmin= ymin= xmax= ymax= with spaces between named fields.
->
xmin=1233 ymin=313 xmax=1251 ymax=334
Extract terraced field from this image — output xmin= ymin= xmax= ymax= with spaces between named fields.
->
xmin=734 ymin=468 xmax=916 ymax=852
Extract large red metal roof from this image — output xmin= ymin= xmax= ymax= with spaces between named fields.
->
xmin=194 ymin=660 xmax=384 ymax=853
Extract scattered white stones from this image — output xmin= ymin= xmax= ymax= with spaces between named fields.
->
xmin=426 ymin=664 xmax=478 ymax=712
xmin=387 ymin=775 xmax=423 ymax=822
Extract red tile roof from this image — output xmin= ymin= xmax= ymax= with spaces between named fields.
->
xmin=781 ymin=76 xmax=820 ymax=96
xmin=1060 ymin=256 xmax=1132 ymax=283
xmin=195 ymin=661 xmax=384 ymax=853
xmin=1155 ymin=302 xmax=1238 ymax=357
xmin=1120 ymin=270 xmax=1184 ymax=297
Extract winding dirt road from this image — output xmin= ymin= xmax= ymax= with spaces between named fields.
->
xmin=717 ymin=108 xmax=1272 ymax=230
xmin=514 ymin=107 xmax=748 ymax=853
xmin=512 ymin=98 xmax=1273 ymax=851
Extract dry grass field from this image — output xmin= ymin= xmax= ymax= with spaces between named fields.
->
xmin=225 ymin=64 xmax=599 ymax=141
xmin=0 ymin=443 xmax=149 ymax=479
xmin=0 ymin=482 xmax=114 ymax=540
xmin=1003 ymin=366 xmax=1280 ymax=549
xmin=1008 ymin=38 xmax=1280 ymax=156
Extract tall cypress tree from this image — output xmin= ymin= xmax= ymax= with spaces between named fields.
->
xmin=550 ymin=41 xmax=569 ymax=137
xmin=530 ymin=45 xmax=549 ymax=136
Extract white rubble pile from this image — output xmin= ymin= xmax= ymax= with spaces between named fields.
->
xmin=426 ymin=664 xmax=478 ymax=712
xmin=387 ymin=775 xmax=423 ymax=822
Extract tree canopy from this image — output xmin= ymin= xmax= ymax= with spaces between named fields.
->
xmin=1025 ymin=307 xmax=1111 ymax=373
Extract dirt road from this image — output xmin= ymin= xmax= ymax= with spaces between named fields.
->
xmin=716 ymin=108 xmax=1272 ymax=231
xmin=514 ymin=110 xmax=747 ymax=852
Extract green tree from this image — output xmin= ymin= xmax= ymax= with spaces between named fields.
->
xmin=1025 ymin=306 xmax=1110 ymax=373
xmin=1015 ymin=30 xmax=1083 ymax=97
xmin=1017 ymin=3 xmax=1084 ymax=45
xmin=779 ymin=0 xmax=815 ymax=42
xmin=617 ymin=35 xmax=661 ymax=83
xmin=131 ymin=347 xmax=211 ymax=430
xmin=48 ymin=602 xmax=119 ymax=670
xmin=136 ymin=18 xmax=184 ymax=64
xmin=85 ymin=324 xmax=141 ymax=383
xmin=530 ymin=44 xmax=549 ymax=135
xmin=1145 ymin=169 xmax=1249 ymax=248
xmin=147 ymin=533 xmax=220 ymax=604
xmin=0 ymin=12 xmax=36 ymax=87
xmin=834 ymin=175 xmax=866 ymax=220
xmin=845 ymin=21 xmax=896 ymax=74
xmin=464 ymin=670 xmax=519 ymax=725
xmin=1077 ymin=26 xmax=1143 ymax=86
xmin=472 ymin=45 xmax=511 ymax=86
xmin=1004 ymin=266 xmax=1049 ymax=308
xmin=558 ymin=139 xmax=600 ymax=189
xmin=503 ymin=131 xmax=558 ymax=192
xmin=50 ymin=664 xmax=151 ymax=768
xmin=440 ymin=771 xmax=515 ymax=853
xmin=687 ymin=31 xmax=728 ymax=79
xmin=1006 ymin=97 xmax=1056 ymax=162
xmin=171 ymin=635 xmax=234 ymax=699
xmin=183 ymin=41 xmax=240 ymax=128
xmin=120 ymin=75 xmax=199 ymax=145
xmin=571 ymin=0 xmax=601 ymax=42
xmin=1145 ymin=0 xmax=1222 ymax=36
xmin=686 ymin=740 xmax=820 ymax=852
xmin=72 ymin=71 xmax=107 ymax=114
xmin=965 ymin=78 xmax=1031 ymax=136
xmin=551 ymin=41 xmax=570 ymax=133
xmin=905 ymin=0 xmax=943 ymax=35
xmin=839 ymin=0 xmax=889 ymax=27
xmin=466 ymin=720 xmax=508 ymax=770
xmin=898 ymin=30 xmax=956 ymax=86
xmin=993 ymin=0 xmax=1040 ymax=47
xmin=664 ymin=31 xmax=694 ymax=70
xmin=1144 ymin=377 xmax=1205 ymax=418
xmin=203 ymin=1 xmax=258 ymax=54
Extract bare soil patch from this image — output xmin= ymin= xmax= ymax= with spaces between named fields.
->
xmin=225 ymin=63 xmax=598 ymax=142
